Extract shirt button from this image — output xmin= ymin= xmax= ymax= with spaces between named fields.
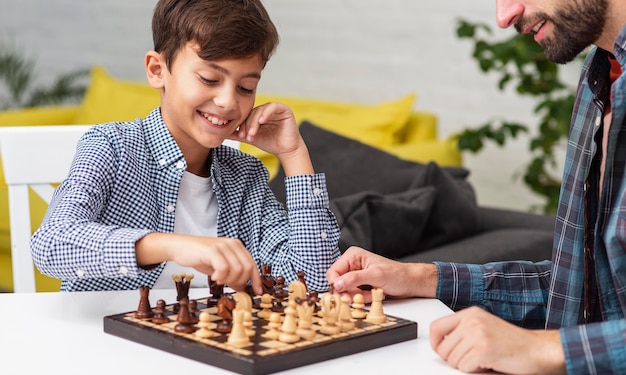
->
xmin=159 ymin=158 xmax=166 ymax=166
xmin=119 ymin=266 xmax=129 ymax=275
xmin=76 ymin=269 xmax=85 ymax=278
xmin=320 ymin=231 xmax=328 ymax=239
xmin=176 ymin=161 xmax=185 ymax=169
xmin=313 ymin=188 xmax=322 ymax=196
xmin=167 ymin=204 xmax=175 ymax=213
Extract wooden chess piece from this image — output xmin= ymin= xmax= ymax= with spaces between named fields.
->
xmin=174 ymin=297 xmax=197 ymax=333
xmin=365 ymin=288 xmax=387 ymax=324
xmin=271 ymin=275 xmax=288 ymax=313
xmin=172 ymin=273 xmax=193 ymax=312
xmin=134 ymin=285 xmax=154 ymax=319
xmin=319 ymin=288 xmax=341 ymax=335
xmin=188 ymin=299 xmax=199 ymax=324
xmin=195 ymin=311 xmax=217 ymax=338
xmin=278 ymin=301 xmax=300 ymax=343
xmin=233 ymin=292 xmax=254 ymax=336
xmin=227 ymin=308 xmax=251 ymax=348
xmin=296 ymin=270 xmax=307 ymax=291
xmin=351 ymin=293 xmax=368 ymax=319
xmin=264 ymin=312 xmax=281 ymax=340
xmin=151 ymin=299 xmax=170 ymax=324
xmin=261 ymin=264 xmax=275 ymax=296
xmin=257 ymin=293 xmax=273 ymax=319
xmin=339 ymin=294 xmax=355 ymax=331
xmin=207 ymin=275 xmax=224 ymax=307
xmin=216 ymin=294 xmax=236 ymax=333
xmin=308 ymin=290 xmax=322 ymax=315
xmin=295 ymin=296 xmax=316 ymax=340
xmin=288 ymin=279 xmax=307 ymax=301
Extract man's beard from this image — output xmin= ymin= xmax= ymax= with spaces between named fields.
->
xmin=516 ymin=0 xmax=607 ymax=64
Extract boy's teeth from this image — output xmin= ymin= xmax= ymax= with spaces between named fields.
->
xmin=203 ymin=113 xmax=228 ymax=125
xmin=533 ymin=21 xmax=545 ymax=33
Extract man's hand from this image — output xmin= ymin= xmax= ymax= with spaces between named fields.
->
xmin=430 ymin=306 xmax=566 ymax=374
xmin=326 ymin=246 xmax=438 ymax=303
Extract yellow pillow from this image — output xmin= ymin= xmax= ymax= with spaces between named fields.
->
xmin=74 ymin=66 xmax=160 ymax=124
xmin=240 ymin=93 xmax=417 ymax=179
xmin=383 ymin=135 xmax=463 ymax=167
xmin=0 ymin=105 xmax=80 ymax=126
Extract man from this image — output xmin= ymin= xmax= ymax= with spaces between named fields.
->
xmin=327 ymin=0 xmax=626 ymax=373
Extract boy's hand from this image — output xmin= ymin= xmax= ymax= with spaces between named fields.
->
xmin=232 ymin=102 xmax=314 ymax=176
xmin=136 ymin=233 xmax=263 ymax=294
xmin=232 ymin=102 xmax=301 ymax=156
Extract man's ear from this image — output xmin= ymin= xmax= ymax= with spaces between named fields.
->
xmin=145 ymin=51 xmax=165 ymax=89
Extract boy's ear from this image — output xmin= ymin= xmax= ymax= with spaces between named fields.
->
xmin=145 ymin=51 xmax=165 ymax=89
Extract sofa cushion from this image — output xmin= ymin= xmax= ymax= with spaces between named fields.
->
xmin=269 ymin=121 xmax=479 ymax=259
xmin=74 ymin=66 xmax=160 ymax=125
xmin=330 ymin=187 xmax=436 ymax=258
xmin=399 ymin=228 xmax=554 ymax=264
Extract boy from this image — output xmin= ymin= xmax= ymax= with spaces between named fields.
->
xmin=31 ymin=0 xmax=341 ymax=294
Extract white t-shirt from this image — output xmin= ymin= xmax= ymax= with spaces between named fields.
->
xmin=152 ymin=171 xmax=217 ymax=288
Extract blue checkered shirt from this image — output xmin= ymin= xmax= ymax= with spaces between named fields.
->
xmin=31 ymin=108 xmax=341 ymax=293
xmin=435 ymin=30 xmax=626 ymax=375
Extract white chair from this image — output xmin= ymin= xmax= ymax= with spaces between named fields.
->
xmin=0 ymin=125 xmax=240 ymax=292
xmin=0 ymin=125 xmax=91 ymax=293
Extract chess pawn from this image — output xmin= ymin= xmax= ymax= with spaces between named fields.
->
xmin=365 ymin=288 xmax=387 ymax=324
xmin=257 ymin=293 xmax=273 ymax=319
xmin=264 ymin=312 xmax=281 ymax=340
xmin=339 ymin=295 xmax=355 ymax=331
xmin=195 ymin=311 xmax=217 ymax=339
xmin=243 ymin=310 xmax=255 ymax=337
xmin=351 ymin=293 xmax=368 ymax=319
xmin=227 ymin=308 xmax=251 ymax=348
xmin=278 ymin=304 xmax=300 ymax=343
xmin=151 ymin=299 xmax=170 ymax=324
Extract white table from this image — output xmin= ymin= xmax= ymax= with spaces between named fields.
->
xmin=0 ymin=289 xmax=480 ymax=374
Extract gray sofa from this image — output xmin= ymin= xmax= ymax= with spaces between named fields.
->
xmin=269 ymin=121 xmax=555 ymax=265
xmin=399 ymin=206 xmax=554 ymax=264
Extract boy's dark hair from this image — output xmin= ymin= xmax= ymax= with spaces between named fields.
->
xmin=152 ymin=0 xmax=279 ymax=69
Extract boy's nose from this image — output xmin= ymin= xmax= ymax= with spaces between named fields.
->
xmin=214 ymin=89 xmax=237 ymax=110
xmin=495 ymin=0 xmax=524 ymax=29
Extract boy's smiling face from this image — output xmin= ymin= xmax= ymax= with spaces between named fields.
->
xmin=147 ymin=41 xmax=263 ymax=154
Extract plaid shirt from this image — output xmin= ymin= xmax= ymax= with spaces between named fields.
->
xmin=31 ymin=108 xmax=341 ymax=293
xmin=435 ymin=30 xmax=626 ymax=375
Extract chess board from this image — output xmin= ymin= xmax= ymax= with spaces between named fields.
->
xmin=103 ymin=295 xmax=418 ymax=375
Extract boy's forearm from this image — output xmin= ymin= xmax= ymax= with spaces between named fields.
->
xmin=278 ymin=144 xmax=314 ymax=176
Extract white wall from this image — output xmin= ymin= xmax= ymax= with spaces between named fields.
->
xmin=0 ymin=0 xmax=582 ymax=211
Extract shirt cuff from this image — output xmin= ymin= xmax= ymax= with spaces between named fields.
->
xmin=435 ymin=262 xmax=485 ymax=311
xmin=284 ymin=173 xmax=329 ymax=210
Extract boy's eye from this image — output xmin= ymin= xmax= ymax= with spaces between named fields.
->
xmin=239 ymin=86 xmax=255 ymax=94
xmin=199 ymin=75 xmax=217 ymax=85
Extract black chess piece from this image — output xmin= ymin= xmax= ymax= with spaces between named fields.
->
xmin=134 ymin=285 xmax=154 ymax=319
xmin=151 ymin=299 xmax=170 ymax=324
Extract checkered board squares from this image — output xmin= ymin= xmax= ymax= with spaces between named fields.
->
xmin=103 ymin=297 xmax=418 ymax=375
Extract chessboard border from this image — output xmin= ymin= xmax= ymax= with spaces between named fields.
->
xmin=103 ymin=302 xmax=418 ymax=375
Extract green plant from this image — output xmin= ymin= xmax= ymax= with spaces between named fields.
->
xmin=455 ymin=19 xmax=583 ymax=214
xmin=0 ymin=40 xmax=88 ymax=110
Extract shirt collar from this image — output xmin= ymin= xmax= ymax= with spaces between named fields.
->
xmin=143 ymin=107 xmax=185 ymax=171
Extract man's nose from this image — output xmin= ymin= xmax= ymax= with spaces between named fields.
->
xmin=495 ymin=0 xmax=524 ymax=29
